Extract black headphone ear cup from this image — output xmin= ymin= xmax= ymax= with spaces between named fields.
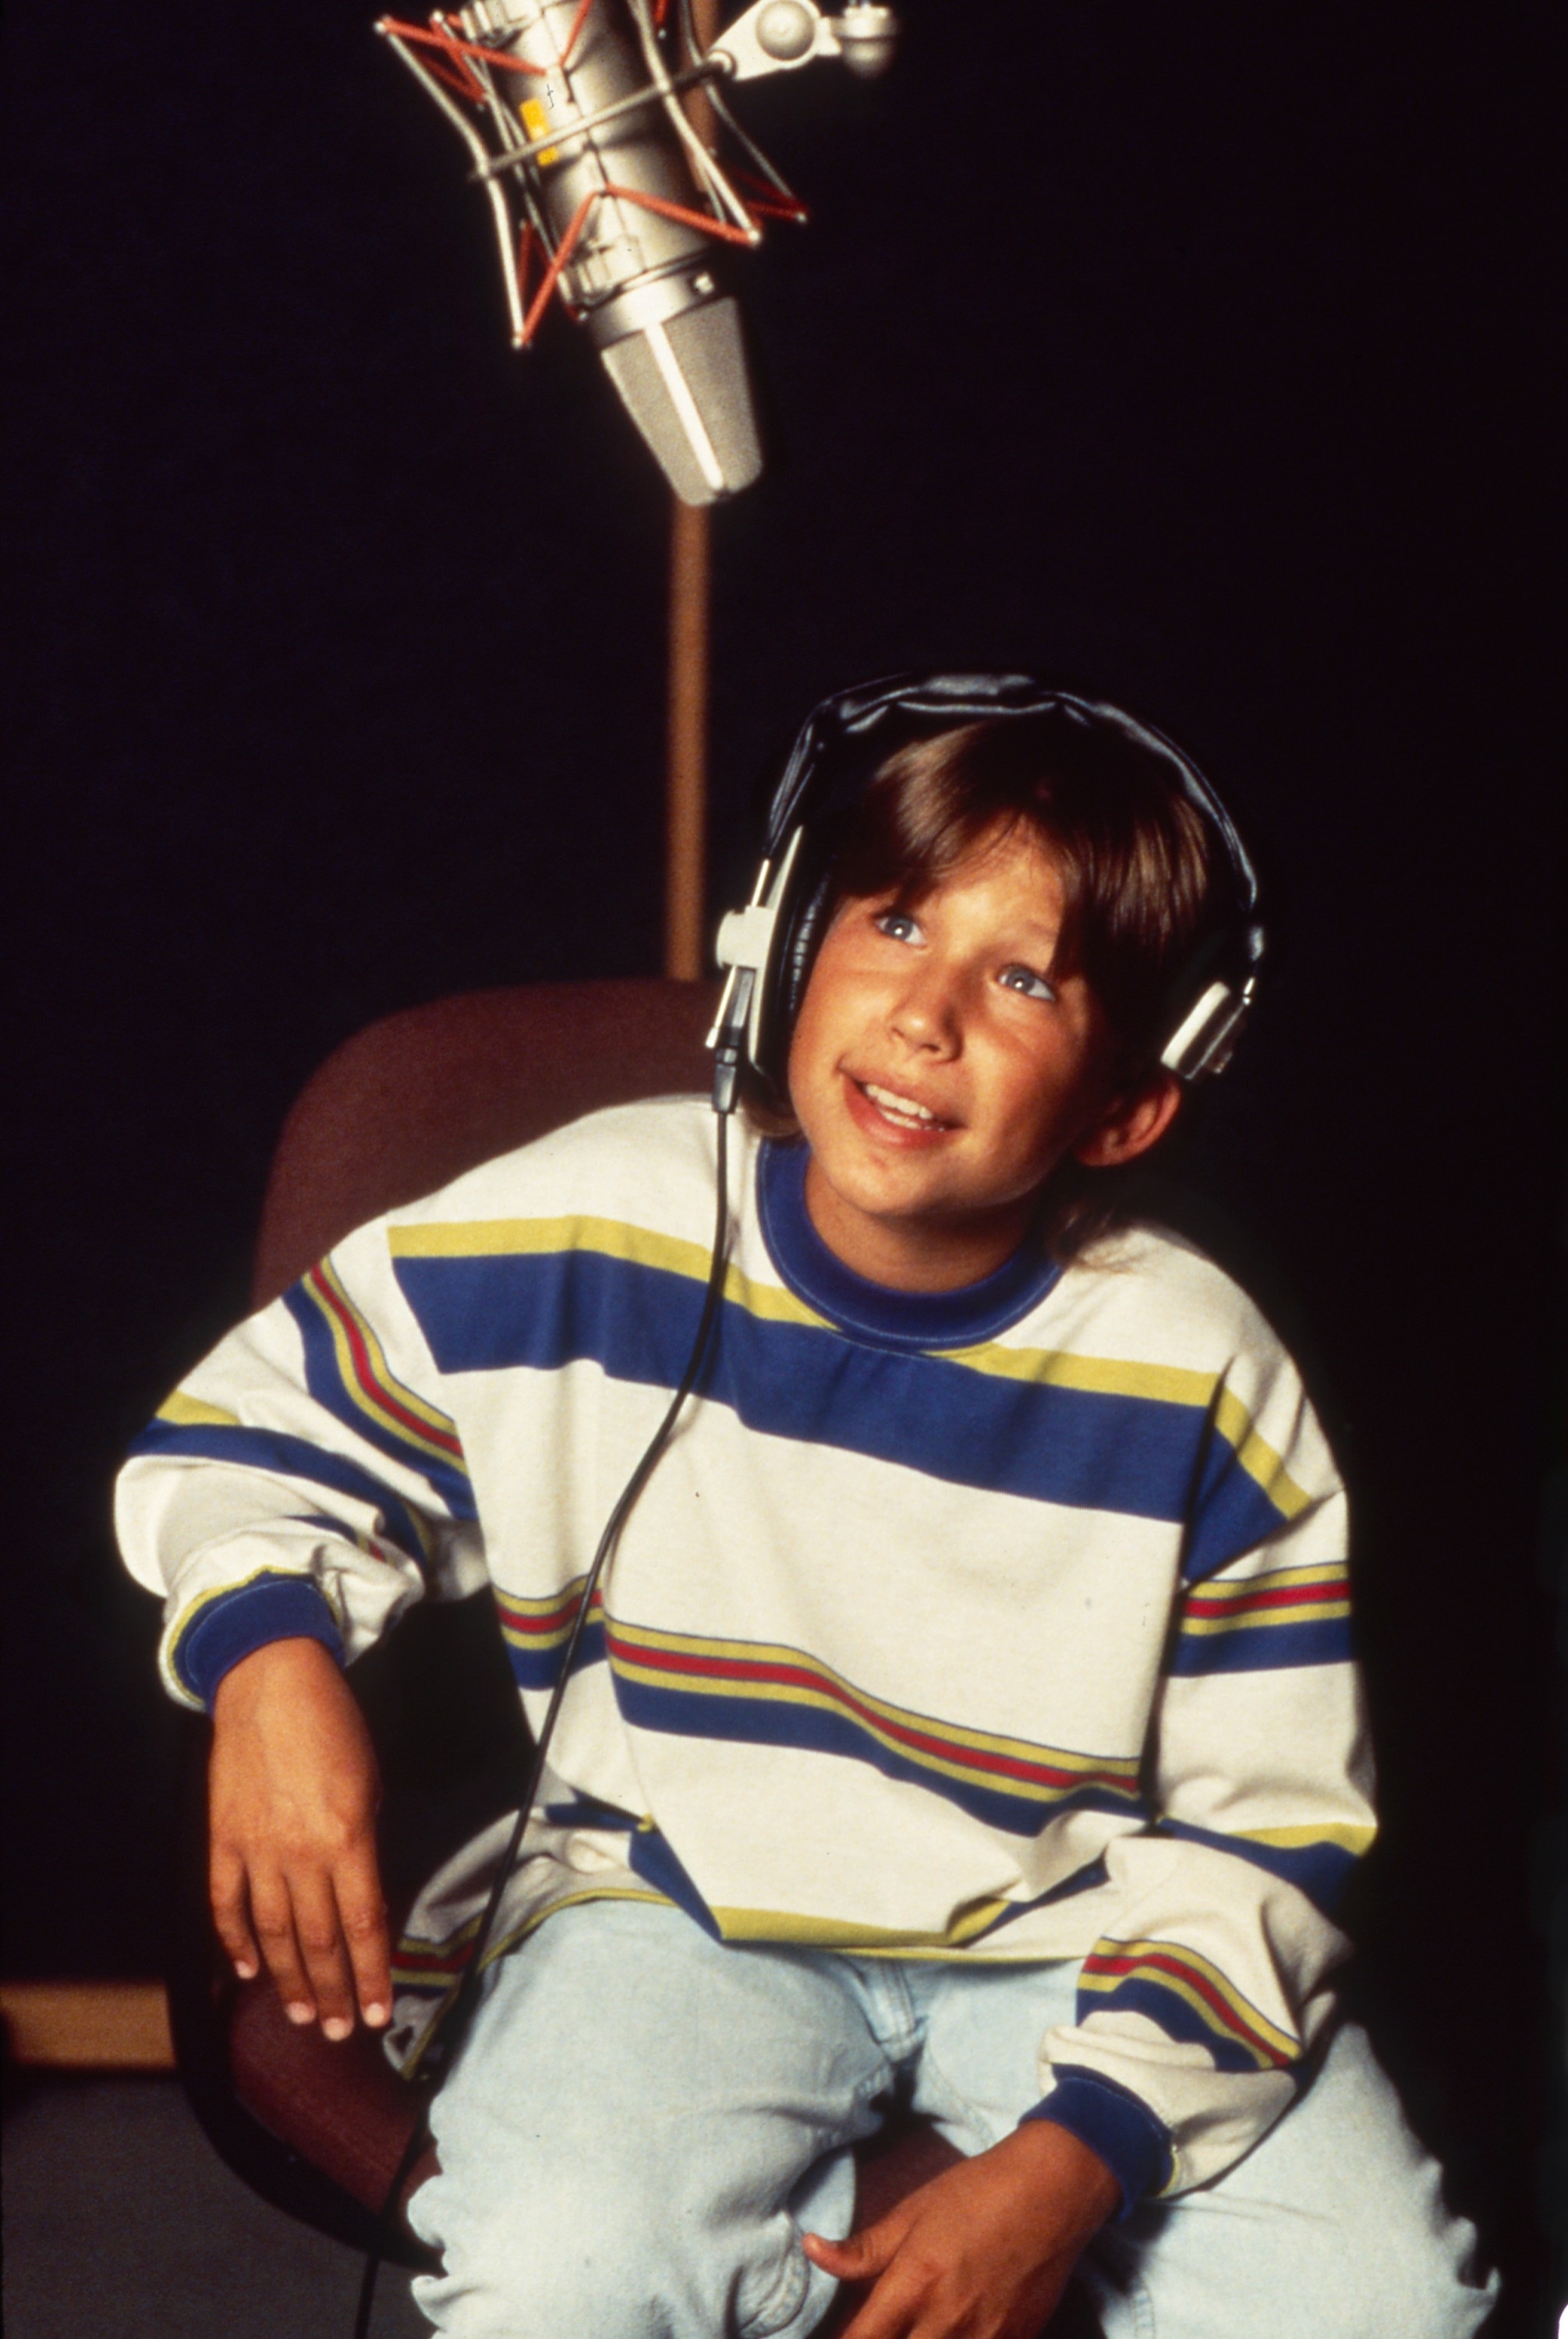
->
xmin=758 ymin=865 xmax=837 ymax=1095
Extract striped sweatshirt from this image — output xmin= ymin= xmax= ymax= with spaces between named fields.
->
xmin=116 ymin=1096 xmax=1373 ymax=2206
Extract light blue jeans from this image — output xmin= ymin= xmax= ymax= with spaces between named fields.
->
xmin=407 ymin=1900 xmax=1498 ymax=2339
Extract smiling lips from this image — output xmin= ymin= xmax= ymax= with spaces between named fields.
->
xmin=847 ymin=1074 xmax=958 ymax=1144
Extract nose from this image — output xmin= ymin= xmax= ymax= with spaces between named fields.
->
xmin=888 ymin=956 xmax=963 ymax=1056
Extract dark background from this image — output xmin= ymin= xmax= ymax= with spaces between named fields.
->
xmin=5 ymin=2 xmax=1562 ymax=2328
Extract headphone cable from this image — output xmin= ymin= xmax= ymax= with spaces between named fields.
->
xmin=353 ymin=1104 xmax=734 ymax=2339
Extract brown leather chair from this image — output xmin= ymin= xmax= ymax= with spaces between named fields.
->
xmin=168 ymin=978 xmax=1102 ymax=2336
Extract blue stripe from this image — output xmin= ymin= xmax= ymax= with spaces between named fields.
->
xmin=1166 ymin=1615 xmax=1354 ymax=1676
xmin=393 ymin=1249 xmax=1285 ymax=1541
xmin=539 ymin=1792 xmax=638 ymax=1830
xmin=627 ymin=1826 xmax=720 ymax=1937
xmin=1182 ymin=1417 xmax=1304 ymax=1583
xmin=1152 ymin=1818 xmax=1361 ymax=1915
xmin=502 ymin=1616 xmax=607 ymax=1692
xmin=127 ymin=1420 xmax=431 ymax=1559
xmin=282 ymin=1281 xmax=476 ymax=1520
xmin=175 ymin=1573 xmax=344 ymax=1707
xmin=611 ymin=1672 xmax=1143 ymax=1838
xmin=1077 ymin=1973 xmax=1280 ymax=2075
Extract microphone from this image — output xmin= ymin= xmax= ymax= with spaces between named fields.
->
xmin=377 ymin=0 xmax=898 ymax=504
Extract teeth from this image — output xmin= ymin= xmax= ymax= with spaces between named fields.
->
xmin=863 ymin=1081 xmax=938 ymax=1126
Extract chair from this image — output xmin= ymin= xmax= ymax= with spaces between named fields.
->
xmin=168 ymin=977 xmax=1102 ymax=2336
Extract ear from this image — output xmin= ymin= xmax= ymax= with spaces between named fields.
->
xmin=1072 ymin=1070 xmax=1184 ymax=1170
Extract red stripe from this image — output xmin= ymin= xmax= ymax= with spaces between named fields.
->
xmin=497 ymin=1591 xmax=602 ymax=1639
xmin=607 ymin=1634 xmax=1133 ymax=1797
xmin=310 ymin=1266 xmax=463 ymax=1458
xmin=1186 ymin=1580 xmax=1345 ymax=1619
xmin=1084 ymin=1949 xmax=1286 ymax=2065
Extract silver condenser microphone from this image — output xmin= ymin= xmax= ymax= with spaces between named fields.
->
xmin=377 ymin=0 xmax=897 ymax=504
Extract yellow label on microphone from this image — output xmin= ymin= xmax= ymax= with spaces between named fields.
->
xmin=519 ymin=97 xmax=559 ymax=166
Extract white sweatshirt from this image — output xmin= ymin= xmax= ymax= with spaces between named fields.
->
xmin=117 ymin=1097 xmax=1373 ymax=2204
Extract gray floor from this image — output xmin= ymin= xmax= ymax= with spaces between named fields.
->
xmin=3 ymin=2076 xmax=428 ymax=2339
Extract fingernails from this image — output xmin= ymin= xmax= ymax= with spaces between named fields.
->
xmin=322 ymin=2015 xmax=352 ymax=2042
xmin=284 ymin=2001 xmax=314 ymax=2026
xmin=233 ymin=1959 xmax=258 ymax=1980
xmin=363 ymin=2002 xmax=390 ymax=2027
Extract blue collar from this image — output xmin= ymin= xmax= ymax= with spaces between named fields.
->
xmin=756 ymin=1139 xmax=1061 ymax=1353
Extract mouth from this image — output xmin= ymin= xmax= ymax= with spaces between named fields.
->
xmin=848 ymin=1075 xmax=958 ymax=1138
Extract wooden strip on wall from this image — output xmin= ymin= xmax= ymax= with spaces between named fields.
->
xmin=2 ymin=1980 xmax=175 ymax=2070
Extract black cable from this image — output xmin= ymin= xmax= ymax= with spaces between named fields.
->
xmin=353 ymin=1106 xmax=734 ymax=2339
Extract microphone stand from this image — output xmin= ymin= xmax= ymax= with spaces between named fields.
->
xmin=664 ymin=0 xmax=719 ymax=982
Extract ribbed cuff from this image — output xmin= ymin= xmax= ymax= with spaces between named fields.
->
xmin=178 ymin=1575 xmax=345 ymax=1711
xmin=1019 ymin=2072 xmax=1173 ymax=2218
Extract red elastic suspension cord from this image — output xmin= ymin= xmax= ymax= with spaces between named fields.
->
xmin=518 ymin=181 xmax=754 ymax=345
xmin=558 ymin=0 xmax=598 ymax=65
xmin=378 ymin=14 xmax=550 ymax=79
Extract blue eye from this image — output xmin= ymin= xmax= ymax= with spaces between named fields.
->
xmin=999 ymin=964 xmax=1057 ymax=1003
xmin=874 ymin=911 xmax=923 ymax=945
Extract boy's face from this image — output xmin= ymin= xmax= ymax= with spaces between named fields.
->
xmin=788 ymin=822 xmax=1179 ymax=1291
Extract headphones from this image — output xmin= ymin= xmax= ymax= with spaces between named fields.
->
xmin=707 ymin=671 xmax=1265 ymax=1112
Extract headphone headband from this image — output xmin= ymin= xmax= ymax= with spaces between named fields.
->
xmin=708 ymin=671 xmax=1265 ymax=1111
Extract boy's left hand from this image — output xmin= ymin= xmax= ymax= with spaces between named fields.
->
xmin=802 ymin=2120 xmax=1119 ymax=2339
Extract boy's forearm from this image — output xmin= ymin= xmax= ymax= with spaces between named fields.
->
xmin=210 ymin=1637 xmax=391 ymax=2038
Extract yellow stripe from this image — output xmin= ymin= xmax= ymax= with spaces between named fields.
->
xmin=609 ymin=1620 xmax=1140 ymax=1780
xmin=941 ymin=1341 xmax=1218 ymax=1407
xmin=393 ymin=1885 xmax=1018 ymax=2000
xmin=388 ymin=1214 xmax=828 ymax=1328
xmin=1237 ymin=1821 xmax=1376 ymax=1856
xmin=1082 ymin=1935 xmax=1297 ymax=2062
xmin=1212 ymin=1387 xmax=1312 ymax=1518
xmin=1199 ymin=1561 xmax=1347 ymax=1593
xmin=1182 ymin=1597 xmax=1350 ymax=1637
xmin=310 ymin=1262 xmax=465 ymax=1467
xmin=157 ymin=1389 xmax=239 ymax=1428
xmin=710 ymin=1898 xmax=1014 ymax=1949
xmin=497 ymin=1573 xmax=589 ymax=1622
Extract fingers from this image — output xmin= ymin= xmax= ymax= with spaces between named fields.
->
xmin=210 ymin=1844 xmax=260 ymax=1982
xmin=802 ymin=2208 xmax=918 ymax=2337
xmin=334 ymin=1840 xmax=393 ymax=2029
xmin=802 ymin=2226 xmax=896 ymax=2281
xmin=825 ymin=2249 xmax=938 ymax=2339
xmin=243 ymin=1863 xmax=320 ymax=2027
xmin=289 ymin=1867 xmax=369 ymax=2040
xmin=214 ymin=1852 xmax=391 ymax=2037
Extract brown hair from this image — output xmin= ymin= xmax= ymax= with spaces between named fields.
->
xmin=758 ymin=713 xmax=1244 ymax=1262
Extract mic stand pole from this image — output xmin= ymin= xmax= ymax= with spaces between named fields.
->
xmin=666 ymin=497 xmax=710 ymax=979
xmin=664 ymin=0 xmax=720 ymax=983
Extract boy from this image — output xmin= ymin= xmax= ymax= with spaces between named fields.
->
xmin=118 ymin=681 xmax=1496 ymax=2337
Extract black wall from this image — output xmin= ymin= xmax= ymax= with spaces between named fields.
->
xmin=5 ymin=3 xmax=1561 ymax=2326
